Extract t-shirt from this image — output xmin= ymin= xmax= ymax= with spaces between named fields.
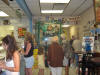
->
xmin=72 ymin=39 xmax=82 ymax=52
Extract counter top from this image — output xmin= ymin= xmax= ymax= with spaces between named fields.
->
xmin=75 ymin=51 xmax=100 ymax=54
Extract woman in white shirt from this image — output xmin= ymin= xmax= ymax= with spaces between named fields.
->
xmin=0 ymin=35 xmax=20 ymax=75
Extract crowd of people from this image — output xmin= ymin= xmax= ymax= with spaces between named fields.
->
xmin=0 ymin=32 xmax=82 ymax=75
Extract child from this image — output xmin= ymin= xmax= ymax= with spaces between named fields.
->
xmin=38 ymin=46 xmax=45 ymax=75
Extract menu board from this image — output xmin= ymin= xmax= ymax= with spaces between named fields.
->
xmin=94 ymin=0 xmax=100 ymax=23
xmin=18 ymin=27 xmax=27 ymax=38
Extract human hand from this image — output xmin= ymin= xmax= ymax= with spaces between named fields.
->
xmin=0 ymin=61 xmax=6 ymax=69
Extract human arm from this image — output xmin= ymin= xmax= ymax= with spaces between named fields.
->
xmin=0 ymin=51 xmax=20 ymax=72
xmin=24 ymin=42 xmax=31 ymax=55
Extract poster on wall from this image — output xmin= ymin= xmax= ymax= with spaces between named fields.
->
xmin=82 ymin=37 xmax=94 ymax=52
xmin=40 ymin=23 xmax=60 ymax=36
xmin=18 ymin=27 xmax=27 ymax=38
xmin=94 ymin=0 xmax=100 ymax=23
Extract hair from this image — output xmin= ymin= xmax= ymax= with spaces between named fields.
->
xmin=38 ymin=46 xmax=44 ymax=55
xmin=2 ymin=35 xmax=18 ymax=60
xmin=25 ymin=32 xmax=33 ymax=43
xmin=52 ymin=36 xmax=58 ymax=42
xmin=72 ymin=36 xmax=75 ymax=39
xmin=32 ymin=34 xmax=36 ymax=44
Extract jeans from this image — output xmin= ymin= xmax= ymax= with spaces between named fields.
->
xmin=75 ymin=54 xmax=79 ymax=67
xmin=1 ymin=72 xmax=6 ymax=75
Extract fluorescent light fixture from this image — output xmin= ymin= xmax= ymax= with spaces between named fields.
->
xmin=41 ymin=10 xmax=63 ymax=13
xmin=62 ymin=25 xmax=71 ymax=27
xmin=0 ymin=11 xmax=9 ymax=17
xmin=40 ymin=0 xmax=70 ymax=3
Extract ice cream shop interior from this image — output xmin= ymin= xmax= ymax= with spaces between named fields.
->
xmin=0 ymin=0 xmax=100 ymax=75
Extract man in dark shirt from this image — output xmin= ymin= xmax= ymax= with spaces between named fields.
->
xmin=70 ymin=36 xmax=75 ymax=50
xmin=47 ymin=36 xmax=64 ymax=75
xmin=69 ymin=36 xmax=75 ymax=67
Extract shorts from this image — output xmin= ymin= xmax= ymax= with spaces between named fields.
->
xmin=63 ymin=57 xmax=69 ymax=66
xmin=24 ymin=56 xmax=34 ymax=68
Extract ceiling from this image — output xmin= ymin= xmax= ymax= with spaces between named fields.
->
xmin=0 ymin=0 xmax=17 ymax=17
xmin=0 ymin=0 xmax=25 ymax=17
xmin=0 ymin=0 xmax=94 ymax=17
xmin=8 ymin=0 xmax=25 ymax=16
xmin=25 ymin=0 xmax=93 ymax=16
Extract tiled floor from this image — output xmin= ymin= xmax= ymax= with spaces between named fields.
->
xmin=0 ymin=54 xmax=77 ymax=75
xmin=32 ymin=67 xmax=77 ymax=75
xmin=20 ymin=55 xmax=77 ymax=75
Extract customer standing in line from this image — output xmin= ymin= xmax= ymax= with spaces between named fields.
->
xmin=69 ymin=36 xmax=75 ymax=67
xmin=24 ymin=32 xmax=34 ymax=75
xmin=62 ymin=40 xmax=72 ymax=75
xmin=0 ymin=35 xmax=20 ymax=75
xmin=72 ymin=37 xmax=82 ymax=67
xmin=47 ymin=36 xmax=64 ymax=75
xmin=38 ymin=46 xmax=45 ymax=75
xmin=72 ymin=37 xmax=82 ymax=74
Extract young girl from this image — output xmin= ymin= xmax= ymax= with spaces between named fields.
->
xmin=0 ymin=35 xmax=20 ymax=75
xmin=38 ymin=46 xmax=45 ymax=75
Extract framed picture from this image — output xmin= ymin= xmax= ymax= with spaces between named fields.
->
xmin=18 ymin=27 xmax=27 ymax=38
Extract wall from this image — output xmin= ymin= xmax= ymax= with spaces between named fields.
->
xmin=62 ymin=27 xmax=70 ymax=40
xmin=0 ymin=16 xmax=30 ymax=45
xmin=0 ymin=25 xmax=14 ymax=43
xmin=70 ymin=25 xmax=78 ymax=38
xmin=78 ymin=6 xmax=95 ymax=39
xmin=65 ymin=6 xmax=95 ymax=40
xmin=13 ymin=16 xmax=29 ymax=42
xmin=0 ymin=25 xmax=14 ymax=37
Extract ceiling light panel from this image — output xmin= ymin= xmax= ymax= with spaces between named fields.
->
xmin=0 ymin=11 xmax=9 ymax=17
xmin=40 ymin=0 xmax=70 ymax=3
xmin=41 ymin=10 xmax=63 ymax=13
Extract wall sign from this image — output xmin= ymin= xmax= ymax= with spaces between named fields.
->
xmin=82 ymin=37 xmax=94 ymax=52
